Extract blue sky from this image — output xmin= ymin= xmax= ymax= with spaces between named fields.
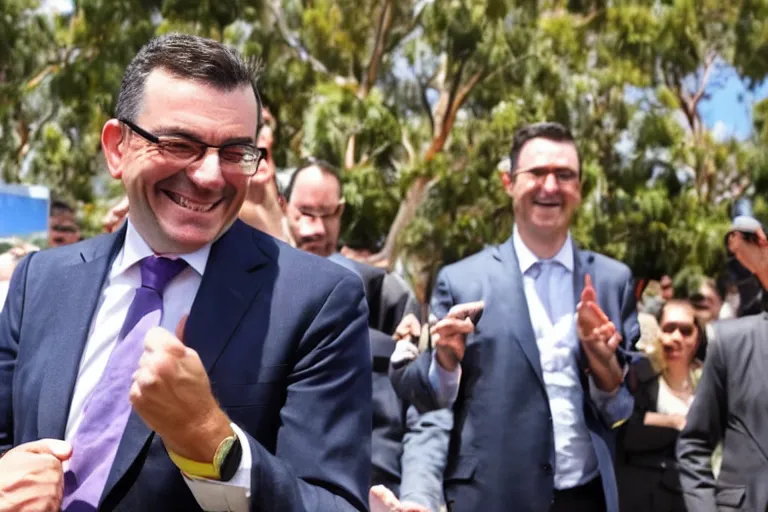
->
xmin=699 ymin=67 xmax=768 ymax=141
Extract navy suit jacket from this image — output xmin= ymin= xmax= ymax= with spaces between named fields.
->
xmin=390 ymin=236 xmax=639 ymax=512
xmin=0 ymin=220 xmax=372 ymax=511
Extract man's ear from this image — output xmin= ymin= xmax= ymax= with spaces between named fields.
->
xmin=102 ymin=119 xmax=126 ymax=179
xmin=500 ymin=170 xmax=515 ymax=198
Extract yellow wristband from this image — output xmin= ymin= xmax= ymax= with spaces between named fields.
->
xmin=167 ymin=429 xmax=238 ymax=480
xmin=167 ymin=449 xmax=220 ymax=479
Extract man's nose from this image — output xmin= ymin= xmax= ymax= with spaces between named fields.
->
xmin=188 ymin=150 xmax=226 ymax=190
xmin=540 ymin=172 xmax=559 ymax=193
xmin=299 ymin=215 xmax=326 ymax=238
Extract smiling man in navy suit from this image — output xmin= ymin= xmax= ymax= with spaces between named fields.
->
xmin=0 ymin=34 xmax=371 ymax=512
xmin=390 ymin=122 xmax=639 ymax=512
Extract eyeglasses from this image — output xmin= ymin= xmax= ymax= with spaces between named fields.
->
xmin=514 ymin=167 xmax=579 ymax=183
xmin=119 ymin=119 xmax=267 ymax=176
xmin=660 ymin=322 xmax=695 ymax=337
xmin=288 ymin=201 xmax=345 ymax=221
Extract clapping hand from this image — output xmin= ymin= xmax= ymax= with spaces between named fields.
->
xmin=576 ymin=275 xmax=623 ymax=391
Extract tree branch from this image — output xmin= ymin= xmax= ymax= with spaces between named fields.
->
xmin=268 ymin=0 xmax=331 ymax=76
xmin=359 ymin=0 xmax=394 ymax=99
xmin=419 ymin=80 xmax=435 ymax=136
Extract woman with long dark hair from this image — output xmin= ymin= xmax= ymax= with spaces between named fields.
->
xmin=617 ymin=299 xmax=708 ymax=512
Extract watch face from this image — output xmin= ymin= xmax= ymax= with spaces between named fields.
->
xmin=217 ymin=436 xmax=242 ymax=482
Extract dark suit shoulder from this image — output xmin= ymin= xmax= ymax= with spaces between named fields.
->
xmin=268 ymin=238 xmax=365 ymax=291
xmin=711 ymin=313 xmax=768 ymax=355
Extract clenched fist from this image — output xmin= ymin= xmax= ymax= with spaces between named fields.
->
xmin=0 ymin=439 xmax=72 ymax=512
xmin=130 ymin=316 xmax=232 ymax=462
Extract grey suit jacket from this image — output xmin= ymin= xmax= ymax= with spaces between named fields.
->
xmin=677 ymin=313 xmax=768 ymax=512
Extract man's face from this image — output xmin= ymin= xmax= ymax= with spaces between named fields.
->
xmin=284 ymin=166 xmax=343 ymax=257
xmin=660 ymin=275 xmax=674 ymax=300
xmin=502 ymin=137 xmax=582 ymax=237
xmin=48 ymin=212 xmax=81 ymax=248
xmin=105 ymin=69 xmax=259 ymax=254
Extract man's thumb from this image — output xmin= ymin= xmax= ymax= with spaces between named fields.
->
xmin=23 ymin=439 xmax=73 ymax=461
xmin=175 ymin=314 xmax=188 ymax=343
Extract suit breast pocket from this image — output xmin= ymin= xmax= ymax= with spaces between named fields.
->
xmin=212 ymin=364 xmax=287 ymax=408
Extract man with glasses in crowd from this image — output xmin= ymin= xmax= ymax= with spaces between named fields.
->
xmin=390 ymin=122 xmax=639 ymax=512
xmin=0 ymin=34 xmax=371 ymax=512
xmin=283 ymin=160 xmax=451 ymax=512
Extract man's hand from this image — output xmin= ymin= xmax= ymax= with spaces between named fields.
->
xmin=576 ymin=276 xmax=623 ymax=391
xmin=130 ymin=316 xmax=232 ymax=463
xmin=431 ymin=301 xmax=484 ymax=372
xmin=728 ymin=228 xmax=768 ymax=288
xmin=0 ymin=439 xmax=72 ymax=512
xmin=393 ymin=314 xmax=422 ymax=343
xmin=369 ymin=486 xmax=429 ymax=512
xmin=102 ymin=196 xmax=129 ymax=234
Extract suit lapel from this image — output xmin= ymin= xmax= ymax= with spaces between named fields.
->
xmin=496 ymin=238 xmax=545 ymax=388
xmin=37 ymin=229 xmax=126 ymax=440
xmin=102 ymin=220 xmax=275 ymax=501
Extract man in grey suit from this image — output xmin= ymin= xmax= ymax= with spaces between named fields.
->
xmin=677 ymin=226 xmax=768 ymax=512
xmin=390 ymin=122 xmax=639 ymax=512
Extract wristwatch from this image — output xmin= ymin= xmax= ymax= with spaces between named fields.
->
xmin=167 ymin=423 xmax=243 ymax=482
xmin=214 ymin=429 xmax=243 ymax=482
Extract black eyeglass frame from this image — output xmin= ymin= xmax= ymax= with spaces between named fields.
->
xmin=118 ymin=118 xmax=267 ymax=176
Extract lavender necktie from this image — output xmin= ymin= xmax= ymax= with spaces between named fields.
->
xmin=533 ymin=260 xmax=555 ymax=322
xmin=62 ymin=256 xmax=188 ymax=511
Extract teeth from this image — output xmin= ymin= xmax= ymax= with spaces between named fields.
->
xmin=168 ymin=192 xmax=216 ymax=212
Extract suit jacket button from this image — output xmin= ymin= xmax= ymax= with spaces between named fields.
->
xmin=543 ymin=463 xmax=553 ymax=475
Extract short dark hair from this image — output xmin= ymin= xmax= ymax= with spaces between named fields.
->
xmin=115 ymin=33 xmax=263 ymax=133
xmin=50 ymin=199 xmax=74 ymax=217
xmin=284 ymin=158 xmax=343 ymax=202
xmin=508 ymin=122 xmax=580 ymax=176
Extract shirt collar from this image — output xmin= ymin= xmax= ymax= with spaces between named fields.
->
xmin=512 ymin=224 xmax=574 ymax=275
xmin=110 ymin=221 xmax=212 ymax=279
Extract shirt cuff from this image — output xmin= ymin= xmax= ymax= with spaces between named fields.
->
xmin=181 ymin=423 xmax=252 ymax=512
xmin=589 ymin=376 xmax=633 ymax=429
xmin=428 ymin=351 xmax=461 ymax=409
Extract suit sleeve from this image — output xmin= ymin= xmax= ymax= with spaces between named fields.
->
xmin=399 ymin=406 xmax=451 ymax=510
xmin=389 ymin=269 xmax=456 ymax=413
xmin=0 ymin=253 xmax=33 ymax=453
xmin=241 ymin=274 xmax=372 ymax=511
xmin=618 ymin=271 xmax=640 ymax=363
xmin=676 ymin=328 xmax=728 ymax=512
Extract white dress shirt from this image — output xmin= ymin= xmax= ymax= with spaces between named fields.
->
xmin=429 ymin=226 xmax=630 ymax=489
xmin=64 ymin=222 xmax=252 ymax=512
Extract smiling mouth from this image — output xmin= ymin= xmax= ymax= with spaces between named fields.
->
xmin=164 ymin=191 xmax=220 ymax=212
xmin=533 ymin=200 xmax=562 ymax=207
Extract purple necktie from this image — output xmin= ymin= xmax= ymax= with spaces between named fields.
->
xmin=62 ymin=256 xmax=188 ymax=511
